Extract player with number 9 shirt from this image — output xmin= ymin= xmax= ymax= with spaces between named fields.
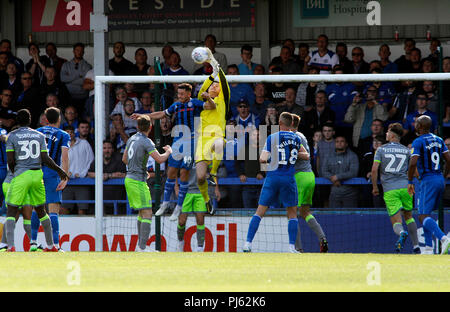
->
xmin=243 ymin=112 xmax=309 ymax=253
xmin=407 ymin=115 xmax=450 ymax=255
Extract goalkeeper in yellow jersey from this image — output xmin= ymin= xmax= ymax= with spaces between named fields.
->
xmin=195 ymin=48 xmax=230 ymax=214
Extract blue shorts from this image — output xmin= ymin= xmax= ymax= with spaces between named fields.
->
xmin=414 ymin=180 xmax=421 ymax=210
xmin=417 ymin=175 xmax=445 ymax=215
xmin=258 ymin=175 xmax=298 ymax=208
xmin=44 ymin=175 xmax=62 ymax=204
xmin=167 ymin=138 xmax=194 ymax=170
xmin=0 ymin=167 xmax=7 ymax=202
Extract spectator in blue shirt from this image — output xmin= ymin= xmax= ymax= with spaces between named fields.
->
xmin=233 ymin=97 xmax=261 ymax=129
xmin=227 ymin=64 xmax=255 ymax=117
xmin=163 ymin=51 xmax=189 ymax=76
xmin=60 ymin=105 xmax=79 ymax=136
xmin=363 ymin=68 xmax=396 ymax=107
xmin=378 ymin=44 xmax=398 ymax=73
xmin=135 ymin=90 xmax=154 ymax=114
xmin=403 ymin=91 xmax=437 ymax=135
xmin=325 ymin=66 xmax=358 ymax=139
xmin=238 ymin=45 xmax=259 ymax=76
xmin=251 ymin=83 xmax=272 ymax=122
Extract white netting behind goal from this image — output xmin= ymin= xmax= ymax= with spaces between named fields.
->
xmin=95 ymin=71 xmax=450 ymax=253
xmin=101 ymin=213 xmax=290 ymax=252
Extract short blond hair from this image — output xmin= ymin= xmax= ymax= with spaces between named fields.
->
xmin=279 ymin=112 xmax=293 ymax=128
xmin=291 ymin=113 xmax=300 ymax=129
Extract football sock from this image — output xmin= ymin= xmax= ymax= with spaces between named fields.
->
xmin=305 ymin=214 xmax=326 ymax=240
xmin=137 ymin=215 xmax=142 ymax=238
xmin=211 ymin=158 xmax=222 ymax=178
xmin=423 ymin=217 xmax=445 ymax=241
xmin=23 ymin=219 xmax=32 ymax=241
xmin=139 ymin=218 xmax=152 ymax=250
xmin=246 ymin=215 xmax=262 ymax=243
xmin=393 ymin=222 xmax=405 ymax=236
xmin=40 ymin=215 xmax=54 ymax=248
xmin=423 ymin=226 xmax=433 ymax=247
xmin=5 ymin=217 xmax=15 ymax=248
xmin=295 ymin=218 xmax=303 ymax=251
xmin=30 ymin=210 xmax=40 ymax=242
xmin=197 ymin=224 xmax=205 ymax=247
xmin=49 ymin=213 xmax=59 ymax=246
xmin=1 ymin=224 xmax=7 ymax=244
xmin=288 ymin=218 xmax=299 ymax=245
xmin=198 ymin=180 xmax=210 ymax=203
xmin=163 ymin=178 xmax=176 ymax=202
xmin=177 ymin=224 xmax=185 ymax=242
xmin=405 ymin=218 xmax=419 ymax=248
xmin=176 ymin=181 xmax=189 ymax=207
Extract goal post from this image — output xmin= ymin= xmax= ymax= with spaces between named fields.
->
xmin=94 ymin=70 xmax=450 ymax=252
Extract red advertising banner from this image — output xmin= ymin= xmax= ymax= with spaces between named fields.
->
xmin=32 ymin=0 xmax=93 ymax=32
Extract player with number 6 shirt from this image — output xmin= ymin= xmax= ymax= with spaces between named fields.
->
xmin=122 ymin=115 xmax=172 ymax=252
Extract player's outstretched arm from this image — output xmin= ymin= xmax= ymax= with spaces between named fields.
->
xmin=61 ymin=147 xmax=69 ymax=175
xmin=41 ymin=152 xmax=69 ymax=181
xmin=407 ymin=155 xmax=419 ymax=195
xmin=131 ymin=111 xmax=165 ymax=120
xmin=371 ymin=161 xmax=380 ymax=195
xmin=201 ymin=92 xmax=216 ymax=110
xmin=205 ymin=47 xmax=220 ymax=77
xmin=197 ymin=77 xmax=214 ymax=101
xmin=259 ymin=150 xmax=271 ymax=164
xmin=122 ymin=149 xmax=128 ymax=165
xmin=150 ymin=145 xmax=172 ymax=164
xmin=297 ymin=145 xmax=310 ymax=161
xmin=6 ymin=151 xmax=15 ymax=173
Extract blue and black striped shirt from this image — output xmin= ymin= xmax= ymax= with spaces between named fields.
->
xmin=37 ymin=125 xmax=71 ymax=178
xmin=411 ymin=133 xmax=449 ymax=179
xmin=164 ymin=98 xmax=204 ymax=142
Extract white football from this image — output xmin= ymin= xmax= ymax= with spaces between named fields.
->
xmin=191 ymin=47 xmax=210 ymax=64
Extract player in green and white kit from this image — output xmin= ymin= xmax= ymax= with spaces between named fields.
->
xmin=176 ymin=164 xmax=220 ymax=252
xmin=4 ymin=109 xmax=69 ymax=252
xmin=0 ymin=168 xmax=33 ymax=251
xmin=122 ymin=115 xmax=172 ymax=252
xmin=290 ymin=115 xmax=328 ymax=253
xmin=371 ymin=123 xmax=420 ymax=253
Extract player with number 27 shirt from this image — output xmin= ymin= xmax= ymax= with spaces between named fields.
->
xmin=371 ymin=123 xmax=420 ymax=253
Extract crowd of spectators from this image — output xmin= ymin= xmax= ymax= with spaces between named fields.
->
xmin=1 ymin=33 xmax=450 ymax=214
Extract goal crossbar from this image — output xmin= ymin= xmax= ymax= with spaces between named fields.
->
xmin=95 ymin=72 xmax=450 ymax=85
xmin=94 ymin=72 xmax=450 ymax=251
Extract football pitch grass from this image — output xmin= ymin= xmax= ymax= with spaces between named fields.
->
xmin=0 ymin=252 xmax=448 ymax=292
